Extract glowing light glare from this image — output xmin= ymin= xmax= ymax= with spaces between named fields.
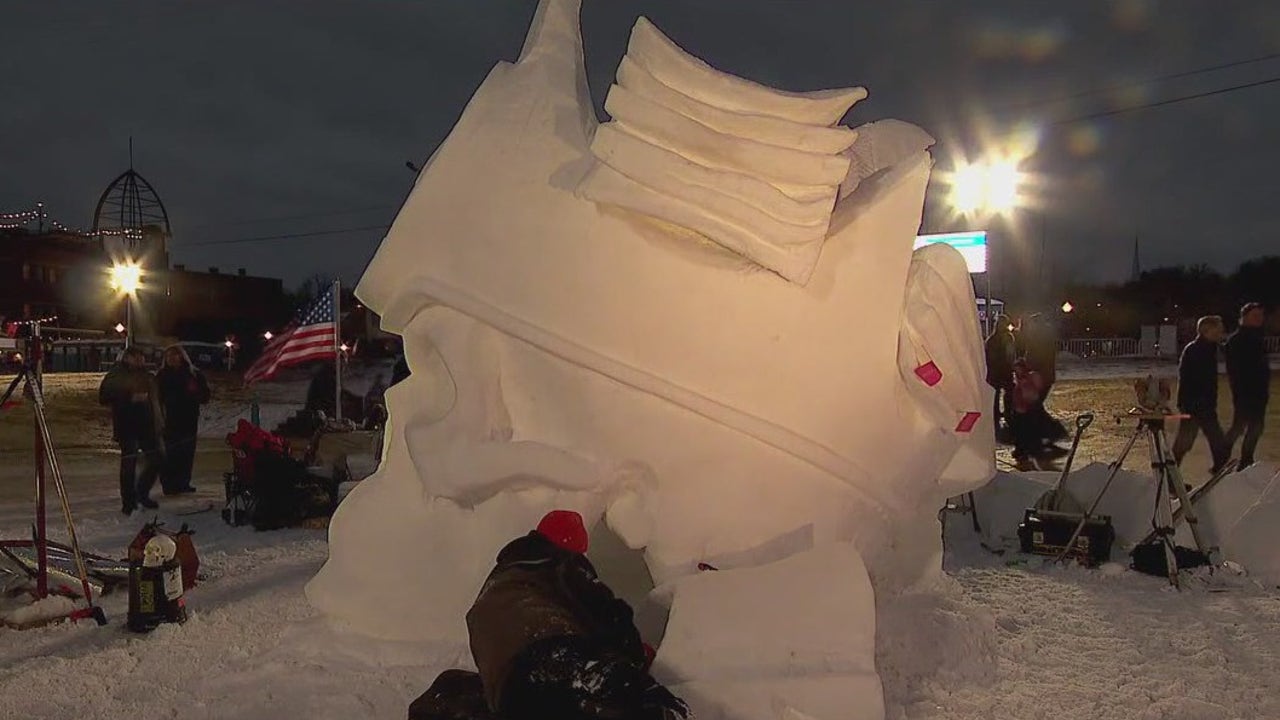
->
xmin=109 ymin=263 xmax=142 ymax=294
xmin=946 ymin=156 xmax=1030 ymax=217
xmin=339 ymin=343 xmax=350 ymax=353
xmin=1061 ymin=301 xmax=1074 ymax=313
xmin=984 ymin=161 xmax=1022 ymax=213
xmin=114 ymin=323 xmax=125 ymax=334
xmin=948 ymin=163 xmax=988 ymax=214
xmin=224 ymin=340 xmax=234 ymax=348
xmin=263 ymin=331 xmax=273 ymax=340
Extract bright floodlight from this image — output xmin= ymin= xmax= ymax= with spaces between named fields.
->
xmin=110 ymin=262 xmax=142 ymax=295
xmin=114 ymin=323 xmax=126 ymax=334
xmin=948 ymin=163 xmax=987 ymax=214
xmin=1061 ymin=301 xmax=1074 ymax=313
xmin=983 ymin=160 xmax=1022 ymax=214
xmin=225 ymin=340 xmax=234 ymax=348
xmin=264 ymin=331 xmax=273 ymax=340
xmin=948 ymin=158 xmax=1026 ymax=216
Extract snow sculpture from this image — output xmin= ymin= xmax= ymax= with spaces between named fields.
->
xmin=308 ymin=2 xmax=993 ymax=717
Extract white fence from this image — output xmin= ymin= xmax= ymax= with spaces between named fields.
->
xmin=1060 ymin=338 xmax=1141 ymax=359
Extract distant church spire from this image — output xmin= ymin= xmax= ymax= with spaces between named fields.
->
xmin=1130 ymin=235 xmax=1141 ymax=282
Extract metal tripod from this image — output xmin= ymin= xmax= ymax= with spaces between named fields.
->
xmin=1056 ymin=412 xmax=1208 ymax=588
xmin=0 ymin=327 xmax=105 ymax=626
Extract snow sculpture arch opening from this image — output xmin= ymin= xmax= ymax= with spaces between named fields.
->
xmin=308 ymin=2 xmax=994 ymax=718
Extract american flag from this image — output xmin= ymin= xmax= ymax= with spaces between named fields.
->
xmin=244 ymin=291 xmax=337 ymax=384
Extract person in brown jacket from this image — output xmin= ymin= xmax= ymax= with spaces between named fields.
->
xmin=462 ymin=509 xmax=686 ymax=720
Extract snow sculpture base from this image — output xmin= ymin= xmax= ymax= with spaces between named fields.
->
xmin=308 ymin=2 xmax=995 ymax=718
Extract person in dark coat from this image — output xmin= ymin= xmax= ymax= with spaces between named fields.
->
xmin=156 ymin=345 xmax=210 ymax=494
xmin=98 ymin=347 xmax=163 ymax=514
xmin=1172 ymin=316 xmax=1230 ymax=472
xmin=305 ymin=360 xmax=338 ymax=419
xmin=464 ymin=510 xmax=687 ymax=720
xmin=1016 ymin=313 xmax=1058 ymax=393
xmin=985 ymin=315 xmax=1017 ymax=431
xmin=1225 ymin=303 xmax=1270 ymax=470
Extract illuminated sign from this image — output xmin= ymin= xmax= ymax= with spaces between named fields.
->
xmin=914 ymin=230 xmax=988 ymax=273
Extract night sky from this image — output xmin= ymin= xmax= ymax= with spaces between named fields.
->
xmin=3 ymin=1 xmax=1278 ymax=291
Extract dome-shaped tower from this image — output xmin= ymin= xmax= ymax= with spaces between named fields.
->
xmin=92 ymin=167 xmax=171 ymax=269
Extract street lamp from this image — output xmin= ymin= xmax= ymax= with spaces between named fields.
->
xmin=263 ymin=331 xmax=273 ymax=341
xmin=1061 ymin=301 xmax=1074 ymax=314
xmin=109 ymin=262 xmax=142 ymax=348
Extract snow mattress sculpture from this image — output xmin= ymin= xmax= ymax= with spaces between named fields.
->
xmin=308 ymin=2 xmax=994 ymax=718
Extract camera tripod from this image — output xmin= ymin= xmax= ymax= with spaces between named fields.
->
xmin=0 ymin=329 xmax=105 ymax=626
xmin=1057 ymin=410 xmax=1211 ymax=588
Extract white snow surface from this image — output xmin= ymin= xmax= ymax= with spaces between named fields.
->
xmin=4 ymin=481 xmax=1280 ymax=719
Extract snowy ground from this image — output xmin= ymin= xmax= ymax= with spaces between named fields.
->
xmin=2 ymin=371 xmax=1279 ymax=719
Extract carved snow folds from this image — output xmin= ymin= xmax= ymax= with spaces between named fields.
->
xmin=578 ymin=17 xmax=867 ymax=284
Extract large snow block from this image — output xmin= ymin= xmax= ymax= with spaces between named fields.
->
xmin=1219 ymin=467 xmax=1280 ymax=587
xmin=656 ymin=543 xmax=883 ymax=720
xmin=588 ymin=123 xmax=836 ymax=227
xmin=616 ymin=56 xmax=859 ymax=155
xmin=625 ymin=17 xmax=866 ymax=126
xmin=1175 ymin=462 xmax=1278 ymax=550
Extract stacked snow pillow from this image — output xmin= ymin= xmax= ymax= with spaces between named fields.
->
xmin=577 ymin=17 xmax=867 ymax=284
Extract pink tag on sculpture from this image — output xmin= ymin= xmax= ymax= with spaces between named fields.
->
xmin=955 ymin=411 xmax=981 ymax=433
xmin=914 ymin=361 xmax=943 ymax=387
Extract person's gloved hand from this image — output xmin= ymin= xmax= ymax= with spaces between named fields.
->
xmin=641 ymin=683 xmax=689 ymax=719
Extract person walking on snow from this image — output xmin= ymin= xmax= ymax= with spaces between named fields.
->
xmin=1172 ymin=315 xmax=1230 ymax=473
xmin=465 ymin=510 xmax=687 ymax=720
xmin=156 ymin=345 xmax=210 ymax=494
xmin=98 ymin=347 xmax=163 ymax=514
xmin=1225 ymin=302 xmax=1269 ymax=470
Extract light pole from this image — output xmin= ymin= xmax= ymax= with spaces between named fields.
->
xmin=109 ymin=262 xmax=142 ymax=348
xmin=943 ymin=155 xmax=1039 ymax=307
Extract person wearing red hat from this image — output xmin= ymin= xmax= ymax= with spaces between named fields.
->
xmin=436 ymin=509 xmax=687 ymax=720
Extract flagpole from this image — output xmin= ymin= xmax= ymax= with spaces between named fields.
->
xmin=333 ymin=279 xmax=343 ymax=424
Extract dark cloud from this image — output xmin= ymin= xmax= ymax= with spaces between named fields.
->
xmin=3 ymin=1 xmax=1276 ymax=290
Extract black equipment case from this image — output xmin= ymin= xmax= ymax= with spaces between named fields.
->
xmin=1018 ymin=508 xmax=1116 ymax=566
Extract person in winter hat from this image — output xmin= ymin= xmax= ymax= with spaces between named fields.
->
xmin=99 ymin=347 xmax=164 ymax=514
xmin=1224 ymin=302 xmax=1270 ymax=470
xmin=155 ymin=345 xmax=211 ymax=494
xmin=465 ymin=509 xmax=687 ymax=720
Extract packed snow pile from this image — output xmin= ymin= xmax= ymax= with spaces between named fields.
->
xmin=971 ymin=462 xmax=1280 ymax=586
xmin=309 ymin=1 xmax=993 ymax=717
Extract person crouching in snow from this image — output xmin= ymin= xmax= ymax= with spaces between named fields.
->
xmin=1008 ymin=358 xmax=1047 ymax=463
xmin=466 ymin=510 xmax=687 ymax=720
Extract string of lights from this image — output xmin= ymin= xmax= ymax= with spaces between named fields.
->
xmin=0 ymin=205 xmax=143 ymax=237
xmin=7 ymin=315 xmax=59 ymax=327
